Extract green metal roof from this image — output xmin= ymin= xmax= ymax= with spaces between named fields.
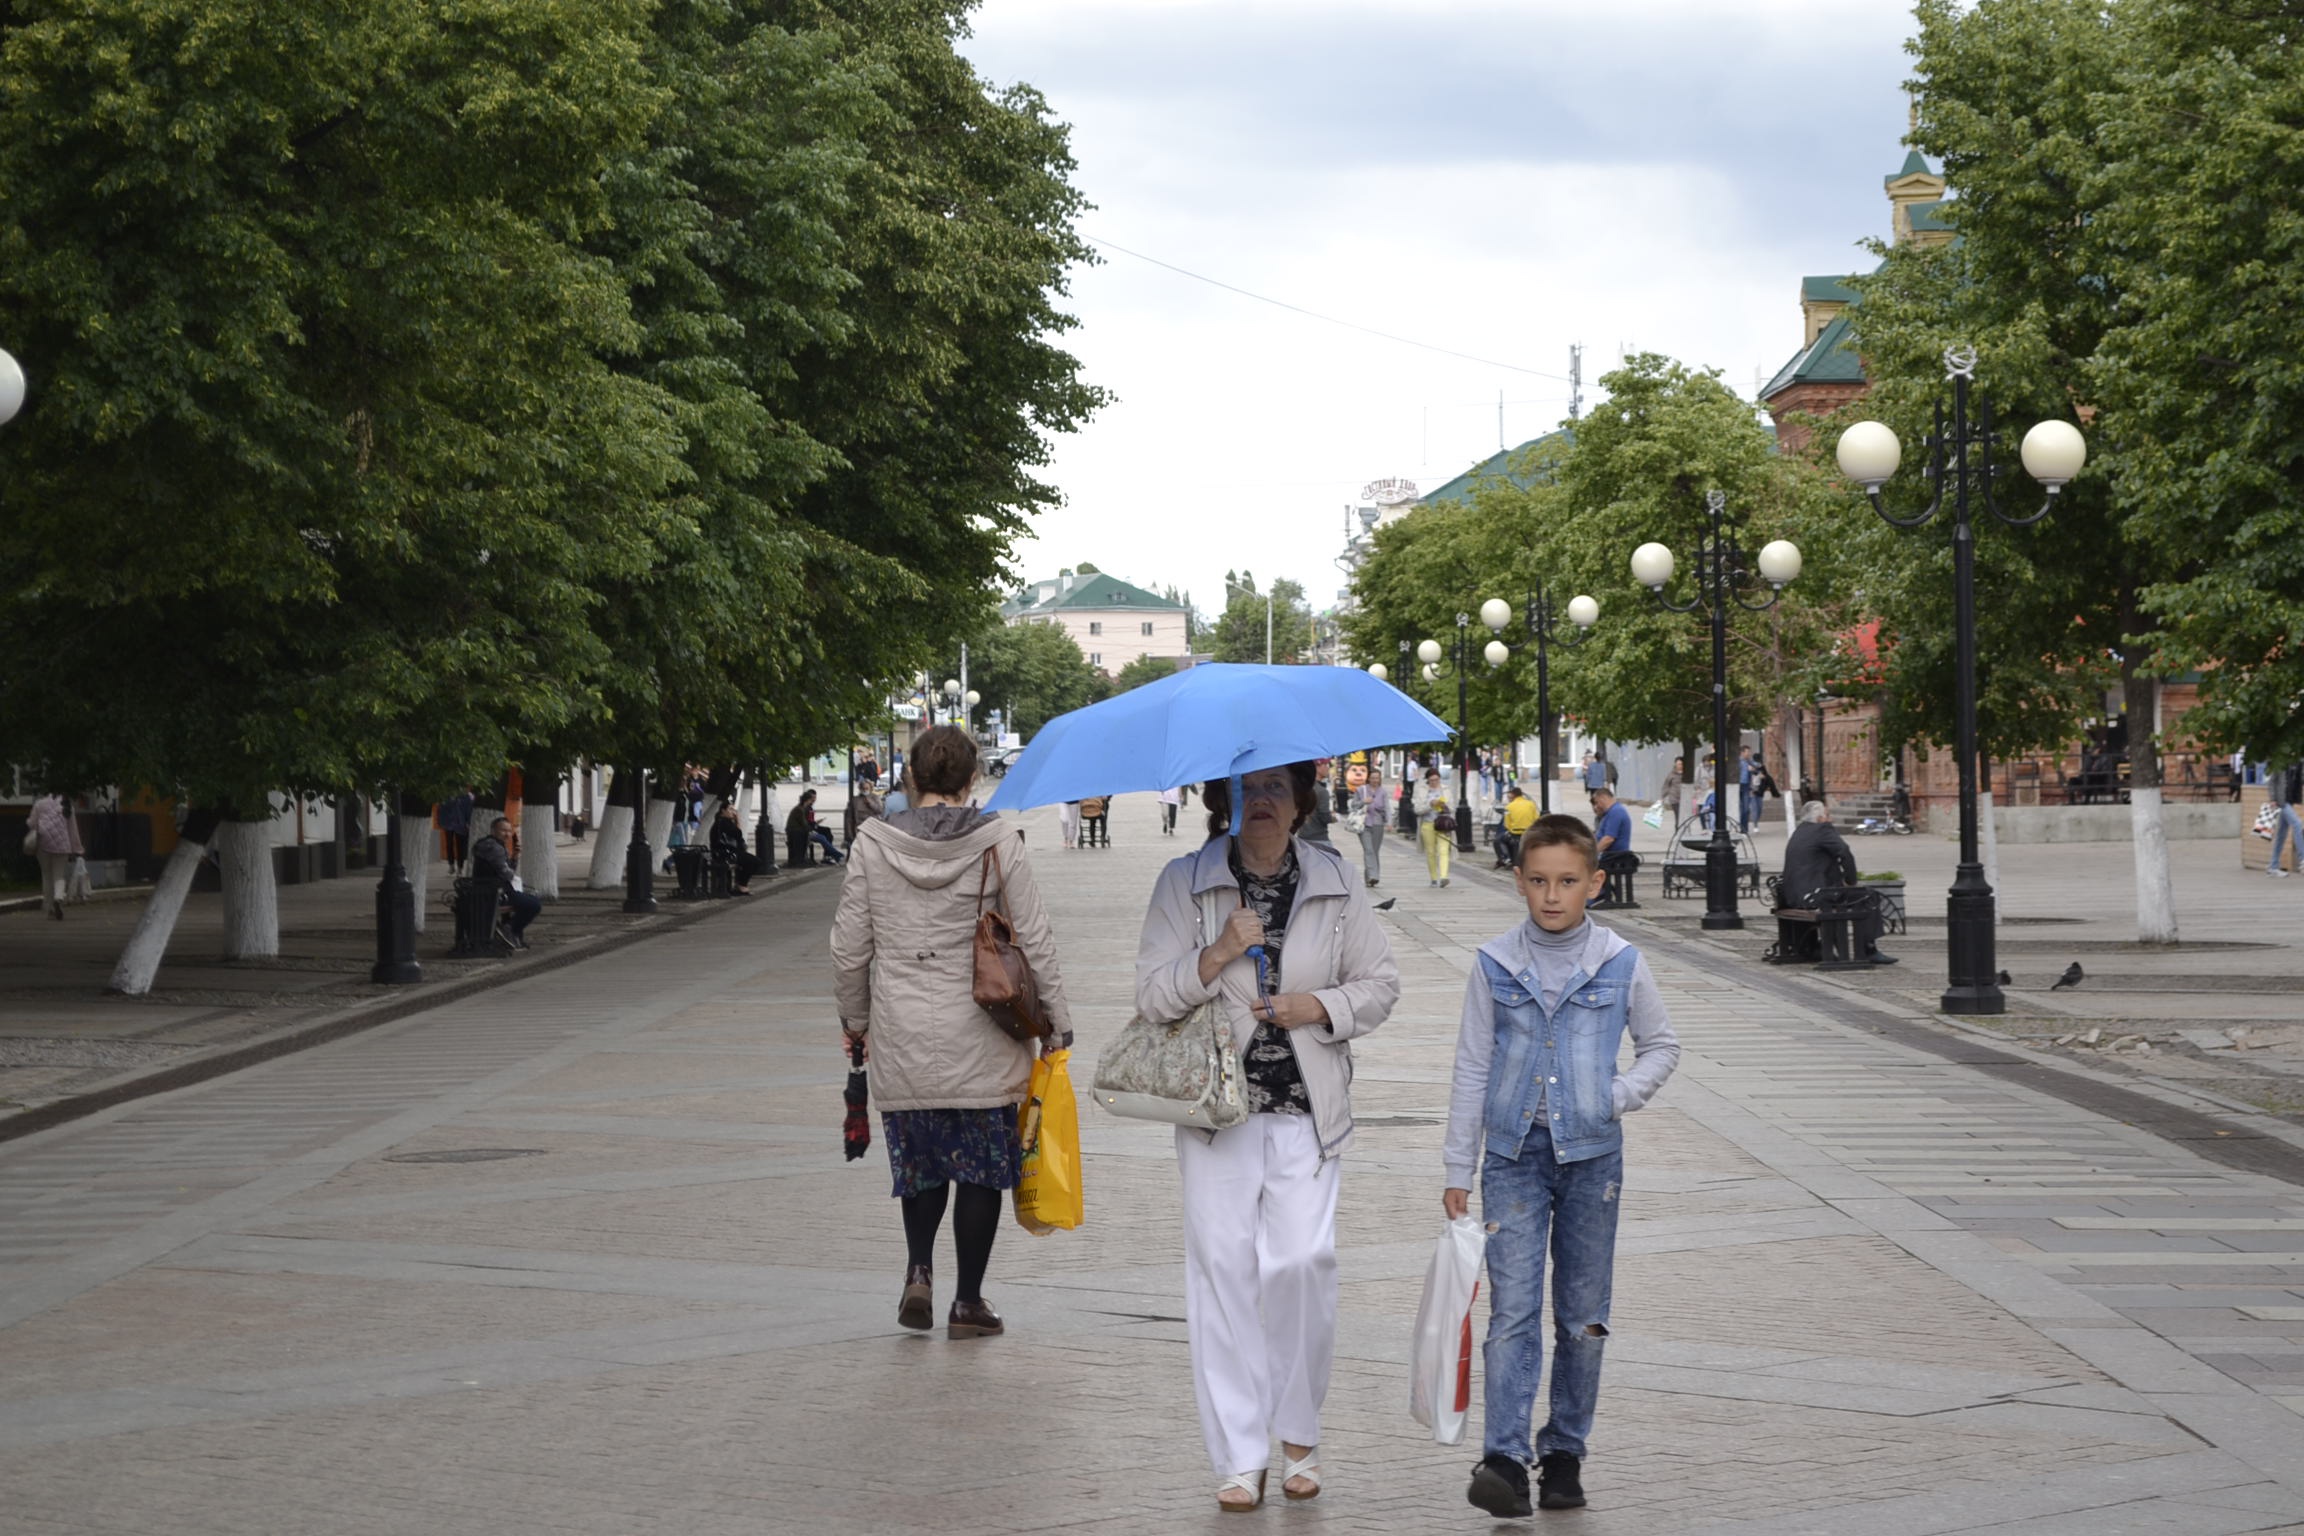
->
xmin=1419 ymin=429 xmax=1573 ymax=507
xmin=1003 ymin=571 xmax=1184 ymax=616
xmin=1801 ymin=275 xmax=1860 ymax=305
xmin=1760 ymin=310 xmax=1866 ymax=400
xmin=1887 ymin=147 xmax=1934 ymax=183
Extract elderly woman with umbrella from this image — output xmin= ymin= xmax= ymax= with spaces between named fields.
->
xmin=989 ymin=665 xmax=1426 ymax=1512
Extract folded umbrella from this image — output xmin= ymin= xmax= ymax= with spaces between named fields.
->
xmin=984 ymin=663 xmax=1451 ymax=820
xmin=842 ymin=1037 xmax=871 ymax=1161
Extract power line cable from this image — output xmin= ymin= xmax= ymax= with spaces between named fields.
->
xmin=1085 ymin=234 xmax=1575 ymax=384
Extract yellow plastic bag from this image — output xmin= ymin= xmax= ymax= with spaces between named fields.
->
xmin=1015 ymin=1048 xmax=1084 ymax=1235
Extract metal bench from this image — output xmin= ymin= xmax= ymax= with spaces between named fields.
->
xmin=449 ymin=874 xmax=514 ymax=958
xmin=1762 ymin=875 xmax=1877 ymax=970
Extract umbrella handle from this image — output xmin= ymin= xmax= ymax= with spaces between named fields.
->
xmin=1248 ymin=944 xmax=1269 ymax=998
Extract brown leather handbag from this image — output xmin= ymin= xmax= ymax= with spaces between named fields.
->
xmin=973 ymin=845 xmax=1050 ymax=1041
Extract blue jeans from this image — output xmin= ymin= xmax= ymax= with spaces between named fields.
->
xmin=1481 ymin=1123 xmax=1621 ymax=1463
xmin=2273 ymin=805 xmax=2304 ymax=872
xmin=1739 ymin=786 xmax=1758 ymax=831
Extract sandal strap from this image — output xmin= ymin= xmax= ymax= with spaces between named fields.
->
xmin=1283 ymin=1452 xmax=1321 ymax=1485
xmin=1217 ymin=1471 xmax=1266 ymax=1501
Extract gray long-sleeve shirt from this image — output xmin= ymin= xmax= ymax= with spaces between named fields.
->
xmin=1441 ymin=918 xmax=1681 ymax=1188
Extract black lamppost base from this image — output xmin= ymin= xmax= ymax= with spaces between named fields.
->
xmin=1700 ymin=834 xmax=1743 ymax=929
xmin=623 ymin=837 xmax=657 ymax=913
xmin=1941 ymin=872 xmax=2003 ymax=1014
xmin=371 ymin=808 xmax=423 ymax=984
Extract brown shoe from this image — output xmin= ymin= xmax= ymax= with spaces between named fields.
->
xmin=947 ymin=1297 xmax=1004 ymax=1339
xmin=897 ymin=1265 xmax=932 ymax=1331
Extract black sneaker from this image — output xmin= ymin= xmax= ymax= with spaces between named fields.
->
xmin=1536 ymin=1452 xmax=1585 ymax=1510
xmin=1467 ymin=1455 xmax=1531 ymax=1518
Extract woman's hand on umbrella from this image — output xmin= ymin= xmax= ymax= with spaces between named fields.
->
xmin=1217 ymin=907 xmax=1265 ymax=963
xmin=842 ymin=1024 xmax=868 ymax=1063
xmin=1251 ymin=991 xmax=1329 ymax=1031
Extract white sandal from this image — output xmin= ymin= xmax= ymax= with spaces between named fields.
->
xmin=1216 ymin=1470 xmax=1266 ymax=1513
xmin=1282 ymin=1450 xmax=1321 ymax=1502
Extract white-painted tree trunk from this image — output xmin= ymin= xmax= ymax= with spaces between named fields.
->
xmin=519 ymin=803 xmax=560 ymax=899
xmin=216 ymin=820 xmax=279 ymax=959
xmin=588 ymin=803 xmax=633 ymax=888
xmin=406 ymin=823 xmax=430 ymax=934
xmin=1781 ymin=706 xmax=1804 ymax=837
xmin=109 ymin=834 xmax=209 ymax=995
xmin=1979 ymin=789 xmax=2002 ymax=927
xmin=645 ymin=795 xmax=677 ymax=855
xmin=2130 ymin=786 xmax=2179 ymax=944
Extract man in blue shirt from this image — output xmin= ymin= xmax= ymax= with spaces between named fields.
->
xmin=1590 ymin=787 xmax=1631 ymax=857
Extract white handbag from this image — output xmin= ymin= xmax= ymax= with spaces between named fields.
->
xmin=1091 ymin=890 xmax=1250 ymax=1130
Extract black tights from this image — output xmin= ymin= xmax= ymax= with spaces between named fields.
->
xmin=900 ymin=1182 xmax=1001 ymax=1302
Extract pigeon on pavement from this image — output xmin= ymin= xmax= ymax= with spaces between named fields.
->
xmin=1996 ymin=970 xmax=2013 ymax=986
xmin=1373 ymin=898 xmax=1397 ymax=912
xmin=2050 ymin=962 xmax=2085 ymax=991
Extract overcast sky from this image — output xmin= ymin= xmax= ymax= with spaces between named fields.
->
xmin=957 ymin=0 xmax=1923 ymax=631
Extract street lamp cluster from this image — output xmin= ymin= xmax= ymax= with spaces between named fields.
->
xmin=1354 ymin=346 xmax=2083 ymax=1015
xmin=1836 ymin=345 xmax=2085 ymax=1014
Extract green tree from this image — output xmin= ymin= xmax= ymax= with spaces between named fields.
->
xmin=2092 ymin=1 xmax=2304 ymax=767
xmin=1842 ymin=0 xmax=2201 ymax=939
xmin=961 ymin=620 xmax=1108 ymax=737
xmin=1112 ymin=653 xmax=1179 ymax=693
xmin=1211 ymin=575 xmax=1315 ymax=664
xmin=0 ymin=0 xmax=683 ymax=962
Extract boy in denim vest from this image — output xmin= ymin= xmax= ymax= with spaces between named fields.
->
xmin=1443 ymin=814 xmax=1680 ymax=1516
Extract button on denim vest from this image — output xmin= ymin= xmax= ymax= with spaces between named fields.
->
xmin=1479 ymin=946 xmax=1636 ymax=1166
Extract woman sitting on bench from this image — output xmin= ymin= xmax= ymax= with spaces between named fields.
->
xmin=710 ymin=802 xmax=759 ymax=893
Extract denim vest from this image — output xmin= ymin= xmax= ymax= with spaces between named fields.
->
xmin=1479 ymin=946 xmax=1636 ymax=1166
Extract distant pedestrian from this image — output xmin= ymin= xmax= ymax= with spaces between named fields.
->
xmin=2271 ymin=763 xmax=2303 ymax=878
xmin=1420 ymin=767 xmax=1454 ymax=887
xmin=1351 ymin=766 xmax=1390 ymax=886
xmin=1657 ymin=757 xmax=1683 ymax=824
xmin=1158 ymin=783 xmax=1186 ymax=837
xmin=438 ymin=787 xmax=475 ymax=874
xmin=26 ymin=790 xmax=81 ymax=921
xmin=883 ymin=767 xmax=914 ymax=818
xmin=830 ymin=725 xmax=1074 ymax=1342
xmin=1581 ymin=752 xmax=1609 ymax=794
xmin=1302 ymin=762 xmax=1335 ymax=846
xmin=1738 ymin=748 xmax=1759 ymax=833
xmin=1059 ymin=799 xmax=1082 ymax=851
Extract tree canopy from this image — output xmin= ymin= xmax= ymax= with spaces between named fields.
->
xmin=0 ymin=0 xmax=1103 ymax=814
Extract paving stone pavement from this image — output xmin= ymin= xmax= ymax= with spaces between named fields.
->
xmin=1 ymin=792 xmax=2300 ymax=1535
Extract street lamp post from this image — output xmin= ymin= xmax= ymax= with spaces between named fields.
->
xmin=1479 ymin=590 xmax=1600 ymax=814
xmin=371 ymin=791 xmax=423 ymax=983
xmin=1836 ymin=345 xmax=2086 ymax=1015
xmin=1417 ymin=615 xmax=1480 ymax=853
xmin=622 ymin=764 xmax=657 ymax=913
xmin=1226 ymin=577 xmax=1274 ymax=663
xmin=1631 ymin=490 xmax=1802 ymax=931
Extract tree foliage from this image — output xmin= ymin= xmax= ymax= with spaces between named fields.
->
xmin=1209 ymin=574 xmax=1315 ymax=665
xmin=961 ymin=619 xmax=1109 ymax=737
xmin=0 ymin=0 xmax=1105 ymax=814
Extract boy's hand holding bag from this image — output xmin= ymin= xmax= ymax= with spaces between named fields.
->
xmin=1409 ymin=1215 xmax=1489 ymax=1445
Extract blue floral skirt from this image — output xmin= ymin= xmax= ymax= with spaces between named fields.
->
xmin=882 ymin=1107 xmax=1022 ymax=1198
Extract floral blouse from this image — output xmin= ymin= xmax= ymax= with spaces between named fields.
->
xmin=1230 ymin=842 xmax=1310 ymax=1116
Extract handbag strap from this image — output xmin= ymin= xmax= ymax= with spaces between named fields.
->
xmin=978 ymin=843 xmax=1013 ymax=920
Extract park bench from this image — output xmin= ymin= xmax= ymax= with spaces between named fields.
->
xmin=1590 ymin=849 xmax=1642 ymax=910
xmin=1659 ymin=817 xmax=1762 ymax=901
xmin=1762 ymin=875 xmax=1878 ymax=970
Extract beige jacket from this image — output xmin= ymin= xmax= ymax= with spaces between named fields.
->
xmin=830 ymin=806 xmax=1074 ymax=1113
xmin=1135 ymin=836 xmax=1400 ymax=1160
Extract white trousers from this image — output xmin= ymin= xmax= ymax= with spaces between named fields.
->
xmin=1176 ymin=1114 xmax=1341 ymax=1476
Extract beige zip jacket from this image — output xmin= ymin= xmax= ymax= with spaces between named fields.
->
xmin=1135 ymin=835 xmax=1400 ymax=1159
xmin=830 ymin=806 xmax=1073 ymax=1114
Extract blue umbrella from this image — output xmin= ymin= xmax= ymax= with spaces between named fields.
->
xmin=983 ymin=662 xmax=1452 ymax=819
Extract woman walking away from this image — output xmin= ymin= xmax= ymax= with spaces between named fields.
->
xmin=1351 ymin=766 xmax=1391 ymax=887
xmin=1137 ymin=765 xmax=1400 ymax=1510
xmin=27 ymin=790 xmax=81 ymax=920
xmin=830 ymin=726 xmax=1073 ymax=1340
xmin=1419 ymin=767 xmax=1454 ymax=887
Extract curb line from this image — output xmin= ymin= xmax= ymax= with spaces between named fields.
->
xmin=0 ymin=869 xmax=836 ymax=1147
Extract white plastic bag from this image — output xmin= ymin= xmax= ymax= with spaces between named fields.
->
xmin=66 ymin=855 xmax=92 ymax=903
xmin=1408 ymin=1215 xmax=1488 ymax=1445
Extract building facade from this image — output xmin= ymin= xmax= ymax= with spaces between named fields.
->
xmin=1000 ymin=570 xmax=1191 ymax=676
